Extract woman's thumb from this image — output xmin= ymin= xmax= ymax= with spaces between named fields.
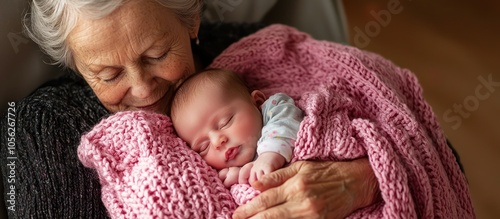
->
xmin=251 ymin=161 xmax=303 ymax=191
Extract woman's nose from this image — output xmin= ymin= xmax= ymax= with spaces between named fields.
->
xmin=129 ymin=67 xmax=154 ymax=99
xmin=209 ymin=131 xmax=228 ymax=150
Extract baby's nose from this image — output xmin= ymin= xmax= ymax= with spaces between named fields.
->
xmin=211 ymin=133 xmax=228 ymax=150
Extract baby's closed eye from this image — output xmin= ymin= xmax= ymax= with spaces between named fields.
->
xmin=218 ymin=115 xmax=234 ymax=129
xmin=193 ymin=141 xmax=209 ymax=155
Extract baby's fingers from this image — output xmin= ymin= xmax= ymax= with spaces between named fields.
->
xmin=256 ymin=169 xmax=266 ymax=181
xmin=250 ymin=168 xmax=270 ymax=185
xmin=218 ymin=168 xmax=229 ymax=181
xmin=239 ymin=163 xmax=253 ymax=184
xmin=249 ymin=170 xmax=258 ymax=185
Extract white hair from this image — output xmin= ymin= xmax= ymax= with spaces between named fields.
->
xmin=24 ymin=0 xmax=202 ymax=70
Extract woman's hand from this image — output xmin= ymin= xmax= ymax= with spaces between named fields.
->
xmin=248 ymin=152 xmax=286 ymax=185
xmin=232 ymin=158 xmax=380 ymax=219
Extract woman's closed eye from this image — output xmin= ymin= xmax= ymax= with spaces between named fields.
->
xmin=100 ymin=69 xmax=123 ymax=83
xmin=143 ymin=49 xmax=169 ymax=64
xmin=151 ymin=52 xmax=168 ymax=61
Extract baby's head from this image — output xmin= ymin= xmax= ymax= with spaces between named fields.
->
xmin=170 ymin=69 xmax=266 ymax=170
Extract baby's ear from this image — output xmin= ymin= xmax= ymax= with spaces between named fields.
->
xmin=251 ymin=90 xmax=266 ymax=106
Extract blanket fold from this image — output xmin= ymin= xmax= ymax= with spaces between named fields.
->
xmin=210 ymin=24 xmax=473 ymax=218
xmin=78 ymin=24 xmax=474 ymax=218
xmin=78 ymin=111 xmax=236 ymax=218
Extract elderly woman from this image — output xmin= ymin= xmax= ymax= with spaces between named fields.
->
xmin=1 ymin=0 xmax=472 ymax=218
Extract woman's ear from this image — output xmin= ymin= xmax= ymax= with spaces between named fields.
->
xmin=189 ymin=14 xmax=201 ymax=39
xmin=251 ymin=90 xmax=266 ymax=107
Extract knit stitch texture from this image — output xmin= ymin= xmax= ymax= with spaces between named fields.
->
xmin=78 ymin=111 xmax=236 ymax=218
xmin=209 ymin=24 xmax=474 ymax=218
xmin=78 ymin=24 xmax=474 ymax=218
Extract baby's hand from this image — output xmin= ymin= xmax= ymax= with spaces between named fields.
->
xmin=218 ymin=167 xmax=241 ymax=188
xmin=248 ymin=152 xmax=285 ymax=185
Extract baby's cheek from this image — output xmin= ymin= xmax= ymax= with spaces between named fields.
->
xmin=204 ymin=152 xmax=226 ymax=170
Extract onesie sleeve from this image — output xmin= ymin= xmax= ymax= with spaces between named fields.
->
xmin=257 ymin=93 xmax=303 ymax=162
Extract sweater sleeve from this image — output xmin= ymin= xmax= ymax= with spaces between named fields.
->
xmin=0 ymin=73 xmax=110 ymax=218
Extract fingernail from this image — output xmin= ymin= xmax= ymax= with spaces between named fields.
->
xmin=251 ymin=180 xmax=263 ymax=189
xmin=232 ymin=212 xmax=240 ymax=219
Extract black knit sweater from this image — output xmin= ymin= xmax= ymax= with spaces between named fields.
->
xmin=0 ymin=22 xmax=266 ymax=219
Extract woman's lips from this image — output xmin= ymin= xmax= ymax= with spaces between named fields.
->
xmin=137 ymin=100 xmax=161 ymax=111
xmin=225 ymin=146 xmax=240 ymax=161
xmin=136 ymin=93 xmax=167 ymax=111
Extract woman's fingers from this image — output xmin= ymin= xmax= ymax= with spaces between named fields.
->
xmin=233 ymin=169 xmax=334 ymax=219
xmin=244 ymin=202 xmax=291 ymax=219
xmin=232 ymin=186 xmax=286 ymax=219
xmin=232 ymin=162 xmax=305 ymax=219
xmin=233 ymin=160 xmax=375 ymax=219
xmin=245 ymin=199 xmax=326 ymax=219
xmin=252 ymin=161 xmax=303 ymax=191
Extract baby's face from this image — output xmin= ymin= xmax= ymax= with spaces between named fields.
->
xmin=173 ymin=86 xmax=263 ymax=170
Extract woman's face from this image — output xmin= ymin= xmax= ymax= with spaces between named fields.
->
xmin=68 ymin=0 xmax=198 ymax=114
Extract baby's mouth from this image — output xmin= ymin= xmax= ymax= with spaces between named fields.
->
xmin=225 ymin=146 xmax=240 ymax=161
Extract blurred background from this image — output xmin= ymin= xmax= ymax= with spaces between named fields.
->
xmin=0 ymin=1 xmax=62 ymax=114
xmin=343 ymin=1 xmax=500 ymax=218
xmin=1 ymin=0 xmax=499 ymax=218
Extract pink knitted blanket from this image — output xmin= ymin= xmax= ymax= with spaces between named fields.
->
xmin=78 ymin=24 xmax=474 ymax=218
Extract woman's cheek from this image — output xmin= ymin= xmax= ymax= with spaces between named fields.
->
xmin=154 ymin=59 xmax=187 ymax=82
xmin=93 ymin=82 xmax=129 ymax=110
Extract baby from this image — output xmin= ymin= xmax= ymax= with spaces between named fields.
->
xmin=170 ymin=69 xmax=303 ymax=187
